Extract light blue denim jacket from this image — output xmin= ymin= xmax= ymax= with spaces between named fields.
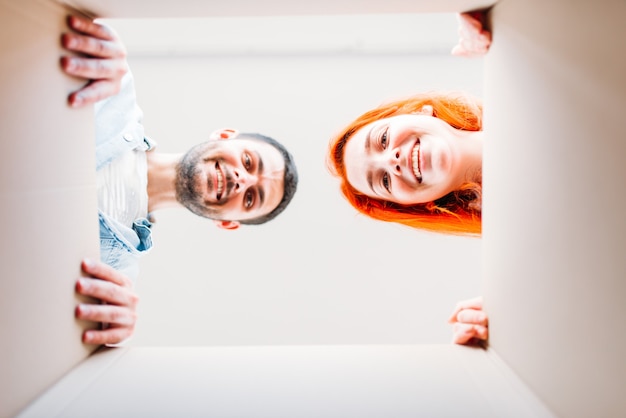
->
xmin=95 ymin=71 xmax=154 ymax=281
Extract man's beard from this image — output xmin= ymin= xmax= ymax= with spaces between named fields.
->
xmin=175 ymin=142 xmax=225 ymax=219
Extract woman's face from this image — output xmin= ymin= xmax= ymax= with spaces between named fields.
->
xmin=343 ymin=111 xmax=468 ymax=205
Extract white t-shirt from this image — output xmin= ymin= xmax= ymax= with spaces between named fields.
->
xmin=97 ymin=148 xmax=149 ymax=229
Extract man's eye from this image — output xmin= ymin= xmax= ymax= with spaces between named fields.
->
xmin=382 ymin=172 xmax=390 ymax=192
xmin=244 ymin=189 xmax=254 ymax=209
xmin=244 ymin=153 xmax=251 ymax=171
xmin=381 ymin=130 xmax=388 ymax=150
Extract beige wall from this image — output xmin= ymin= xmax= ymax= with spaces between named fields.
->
xmin=0 ymin=1 xmax=100 ymax=416
xmin=482 ymin=0 xmax=626 ymax=416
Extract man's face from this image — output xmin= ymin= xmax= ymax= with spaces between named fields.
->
xmin=176 ymin=136 xmax=285 ymax=223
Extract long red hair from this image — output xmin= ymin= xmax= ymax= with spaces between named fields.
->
xmin=327 ymin=91 xmax=483 ymax=236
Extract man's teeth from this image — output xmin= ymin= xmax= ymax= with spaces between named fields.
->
xmin=411 ymin=142 xmax=422 ymax=182
xmin=216 ymin=167 xmax=224 ymax=199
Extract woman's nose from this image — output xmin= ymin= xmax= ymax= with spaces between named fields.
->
xmin=387 ymin=147 xmax=402 ymax=175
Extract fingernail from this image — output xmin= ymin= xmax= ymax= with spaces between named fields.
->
xmin=68 ymin=15 xmax=79 ymax=28
xmin=76 ymin=304 xmax=90 ymax=318
xmin=68 ymin=96 xmax=81 ymax=108
xmin=65 ymin=35 xmax=77 ymax=49
xmin=65 ymin=57 xmax=77 ymax=71
xmin=83 ymin=331 xmax=93 ymax=344
xmin=59 ymin=56 xmax=70 ymax=70
xmin=83 ymin=258 xmax=94 ymax=268
xmin=77 ymin=277 xmax=89 ymax=290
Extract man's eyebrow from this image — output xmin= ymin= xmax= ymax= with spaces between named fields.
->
xmin=255 ymin=150 xmax=264 ymax=174
xmin=258 ymin=186 xmax=265 ymax=208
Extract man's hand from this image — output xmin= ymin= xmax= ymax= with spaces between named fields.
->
xmin=451 ymin=12 xmax=492 ymax=58
xmin=75 ymin=258 xmax=139 ymax=346
xmin=448 ymin=296 xmax=488 ymax=345
xmin=60 ymin=15 xmax=128 ymax=107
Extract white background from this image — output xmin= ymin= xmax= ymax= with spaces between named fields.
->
xmin=104 ymin=13 xmax=485 ymax=346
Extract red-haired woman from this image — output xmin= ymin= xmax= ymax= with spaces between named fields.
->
xmin=327 ymin=91 xmax=484 ymax=236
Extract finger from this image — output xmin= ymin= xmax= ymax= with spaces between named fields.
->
xmin=448 ymin=296 xmax=483 ymax=322
xmin=479 ymin=32 xmax=492 ymax=48
xmin=60 ymin=56 xmax=128 ymax=81
xmin=68 ymin=79 xmax=122 ymax=107
xmin=474 ymin=324 xmax=488 ymax=340
xmin=67 ymin=15 xmax=118 ymax=41
xmin=61 ymin=32 xmax=126 ymax=59
xmin=76 ymin=303 xmax=137 ymax=327
xmin=452 ymin=323 xmax=477 ymax=344
xmin=456 ymin=308 xmax=488 ymax=326
xmin=459 ymin=12 xmax=483 ymax=32
xmin=466 ymin=11 xmax=489 ymax=28
xmin=452 ymin=323 xmax=488 ymax=344
xmin=451 ymin=44 xmax=470 ymax=57
xmin=76 ymin=277 xmax=139 ymax=308
xmin=453 ymin=13 xmax=491 ymax=58
xmin=81 ymin=258 xmax=133 ymax=288
xmin=452 ymin=323 xmax=487 ymax=345
xmin=83 ymin=326 xmax=133 ymax=346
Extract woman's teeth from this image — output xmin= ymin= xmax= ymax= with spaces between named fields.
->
xmin=411 ymin=141 xmax=423 ymax=183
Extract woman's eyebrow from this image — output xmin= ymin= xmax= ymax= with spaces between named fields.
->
xmin=365 ymin=125 xmax=374 ymax=152
xmin=367 ymin=170 xmax=374 ymax=195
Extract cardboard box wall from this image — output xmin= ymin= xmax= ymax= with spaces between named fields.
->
xmin=2 ymin=0 xmax=624 ymax=417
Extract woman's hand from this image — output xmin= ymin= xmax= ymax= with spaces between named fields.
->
xmin=60 ymin=14 xmax=128 ymax=107
xmin=451 ymin=12 xmax=492 ymax=58
xmin=75 ymin=258 xmax=139 ymax=346
xmin=448 ymin=296 xmax=489 ymax=345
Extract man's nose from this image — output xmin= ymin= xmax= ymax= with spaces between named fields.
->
xmin=233 ymin=169 xmax=257 ymax=192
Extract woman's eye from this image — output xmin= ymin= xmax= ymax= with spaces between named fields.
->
xmin=244 ymin=153 xmax=251 ymax=170
xmin=381 ymin=130 xmax=388 ymax=149
xmin=244 ymin=190 xmax=254 ymax=209
xmin=382 ymin=172 xmax=390 ymax=192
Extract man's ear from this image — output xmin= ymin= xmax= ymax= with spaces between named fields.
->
xmin=214 ymin=220 xmax=240 ymax=230
xmin=209 ymin=128 xmax=239 ymax=141
xmin=419 ymin=105 xmax=434 ymax=116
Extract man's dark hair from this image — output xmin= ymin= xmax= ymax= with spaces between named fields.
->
xmin=236 ymin=132 xmax=298 ymax=225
